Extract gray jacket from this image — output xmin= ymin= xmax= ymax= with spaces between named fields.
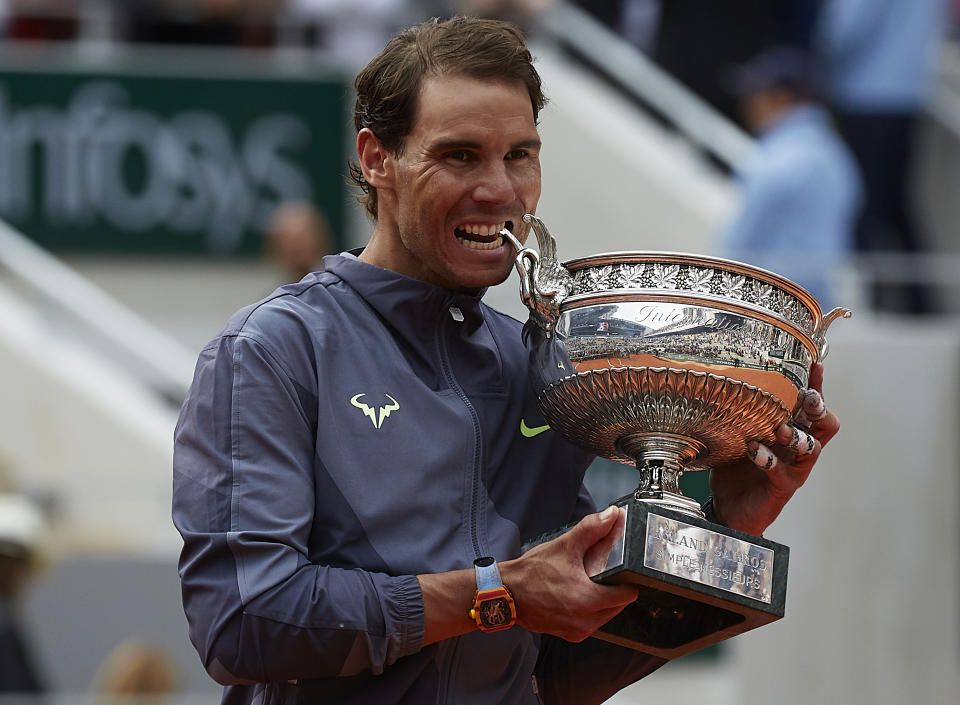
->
xmin=173 ymin=253 xmax=664 ymax=705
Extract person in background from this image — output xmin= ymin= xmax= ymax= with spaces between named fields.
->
xmin=717 ymin=46 xmax=863 ymax=310
xmin=0 ymin=491 xmax=47 ymax=695
xmin=453 ymin=0 xmax=556 ymax=34
xmin=94 ymin=639 xmax=179 ymax=705
xmin=276 ymin=0 xmax=411 ymax=67
xmin=263 ymin=201 xmax=334 ymax=282
xmin=123 ymin=0 xmax=281 ymax=46
xmin=813 ymin=0 xmax=950 ymax=314
xmin=2 ymin=0 xmax=78 ymax=39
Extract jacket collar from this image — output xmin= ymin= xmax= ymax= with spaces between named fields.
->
xmin=323 ymin=250 xmax=487 ymax=328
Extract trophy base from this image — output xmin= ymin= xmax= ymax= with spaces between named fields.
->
xmin=590 ymin=499 xmax=789 ymax=659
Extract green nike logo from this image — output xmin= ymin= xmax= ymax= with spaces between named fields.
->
xmin=520 ymin=419 xmax=551 ymax=438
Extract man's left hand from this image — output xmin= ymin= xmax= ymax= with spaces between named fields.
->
xmin=708 ymin=362 xmax=840 ymax=536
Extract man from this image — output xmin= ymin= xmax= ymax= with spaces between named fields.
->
xmin=718 ymin=46 xmax=863 ymax=310
xmin=813 ymin=0 xmax=948 ymax=314
xmin=264 ymin=200 xmax=334 ymax=282
xmin=173 ymin=17 xmax=839 ymax=704
xmin=0 ymin=492 xmax=46 ymax=694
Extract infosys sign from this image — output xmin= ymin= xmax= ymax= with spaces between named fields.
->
xmin=0 ymin=57 xmax=347 ymax=255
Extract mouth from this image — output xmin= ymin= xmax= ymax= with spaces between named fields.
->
xmin=454 ymin=220 xmax=513 ymax=251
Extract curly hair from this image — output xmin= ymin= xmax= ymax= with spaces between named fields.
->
xmin=348 ymin=16 xmax=547 ymax=220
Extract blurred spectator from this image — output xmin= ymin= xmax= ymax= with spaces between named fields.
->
xmin=4 ymin=0 xmax=78 ymax=39
xmin=264 ymin=200 xmax=334 ymax=282
xmin=94 ymin=640 xmax=178 ymax=705
xmin=0 ymin=491 xmax=47 ymax=694
xmin=454 ymin=0 xmax=554 ymax=33
xmin=813 ymin=0 xmax=951 ymax=314
xmin=277 ymin=0 xmax=411 ymax=68
xmin=123 ymin=0 xmax=282 ymax=46
xmin=716 ymin=46 xmax=863 ymax=309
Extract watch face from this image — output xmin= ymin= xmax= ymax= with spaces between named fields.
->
xmin=478 ymin=597 xmax=513 ymax=629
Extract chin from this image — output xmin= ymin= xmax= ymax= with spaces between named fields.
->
xmin=459 ymin=262 xmax=513 ymax=291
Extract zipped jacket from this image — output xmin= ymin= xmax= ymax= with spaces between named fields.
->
xmin=173 ymin=253 xmax=664 ymax=705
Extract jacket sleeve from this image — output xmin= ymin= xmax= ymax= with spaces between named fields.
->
xmin=173 ymin=331 xmax=425 ymax=685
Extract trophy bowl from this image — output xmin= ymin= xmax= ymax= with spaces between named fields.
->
xmin=505 ymin=214 xmax=849 ymax=517
xmin=506 ymin=214 xmax=849 ymax=657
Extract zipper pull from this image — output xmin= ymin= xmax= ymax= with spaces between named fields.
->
xmin=449 ymin=306 xmax=464 ymax=322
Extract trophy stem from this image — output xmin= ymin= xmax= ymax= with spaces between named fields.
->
xmin=617 ymin=433 xmax=706 ymax=519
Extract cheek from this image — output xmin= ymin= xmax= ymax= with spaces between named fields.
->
xmin=516 ymin=161 xmax=541 ymax=192
xmin=518 ymin=172 xmax=541 ymax=209
xmin=413 ymin=173 xmax=461 ymax=210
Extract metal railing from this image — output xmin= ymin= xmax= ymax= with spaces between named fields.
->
xmin=0 ymin=220 xmax=196 ymax=402
xmin=535 ymin=1 xmax=757 ymax=171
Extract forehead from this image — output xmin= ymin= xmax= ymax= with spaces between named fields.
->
xmin=407 ymin=75 xmax=537 ymax=144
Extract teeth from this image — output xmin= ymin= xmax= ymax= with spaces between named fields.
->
xmin=459 ymin=222 xmax=506 ymax=237
xmin=456 ymin=235 xmax=504 ymax=250
xmin=454 ymin=221 xmax=507 ymax=251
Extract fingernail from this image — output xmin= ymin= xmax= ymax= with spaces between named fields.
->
xmin=600 ymin=506 xmax=615 ymax=521
xmin=747 ymin=441 xmax=778 ymax=471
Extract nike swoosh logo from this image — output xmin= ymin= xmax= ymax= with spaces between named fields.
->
xmin=520 ymin=419 xmax=551 ymax=438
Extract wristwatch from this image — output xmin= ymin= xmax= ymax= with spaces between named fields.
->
xmin=469 ymin=556 xmax=516 ymax=632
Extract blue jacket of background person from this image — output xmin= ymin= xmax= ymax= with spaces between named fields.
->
xmin=718 ymin=104 xmax=863 ymax=309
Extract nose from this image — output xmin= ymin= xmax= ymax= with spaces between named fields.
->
xmin=471 ymin=160 xmax=515 ymax=205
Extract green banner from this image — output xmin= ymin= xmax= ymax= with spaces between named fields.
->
xmin=0 ymin=53 xmax=348 ymax=255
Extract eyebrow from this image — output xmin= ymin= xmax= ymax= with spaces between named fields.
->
xmin=428 ymin=138 xmax=542 ymax=152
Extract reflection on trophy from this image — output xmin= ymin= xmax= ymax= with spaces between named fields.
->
xmin=505 ymin=214 xmax=849 ymax=659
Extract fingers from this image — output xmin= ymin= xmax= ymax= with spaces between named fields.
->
xmin=567 ymin=505 xmax=625 ymax=555
xmin=794 ymin=387 xmax=841 ymax=447
xmin=508 ymin=509 xmax=639 ymax=641
xmin=747 ymin=423 xmax=819 ymax=475
xmin=808 ymin=361 xmax=824 ymax=394
xmin=582 ymin=506 xmax=627 ymax=576
xmin=598 ymin=583 xmax=641 ymax=609
xmin=793 ymin=388 xmax=824 ymax=429
xmin=746 ymin=440 xmax=780 ymax=471
xmin=792 ymin=372 xmax=841 ymax=449
xmin=779 ymin=424 xmax=817 ymax=456
xmin=798 ymin=388 xmax=828 ymax=424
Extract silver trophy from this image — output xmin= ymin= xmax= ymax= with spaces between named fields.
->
xmin=505 ymin=214 xmax=849 ymax=658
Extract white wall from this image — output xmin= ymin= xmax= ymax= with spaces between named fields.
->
xmin=0 ymin=279 xmax=181 ymax=555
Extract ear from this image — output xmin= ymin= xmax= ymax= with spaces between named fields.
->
xmin=357 ymin=128 xmax=391 ymax=188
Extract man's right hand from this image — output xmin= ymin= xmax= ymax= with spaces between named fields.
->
xmin=501 ymin=507 xmax=639 ymax=642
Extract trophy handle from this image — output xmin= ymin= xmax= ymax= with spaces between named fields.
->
xmin=501 ymin=214 xmax=572 ymax=336
xmin=812 ymin=307 xmax=852 ymax=361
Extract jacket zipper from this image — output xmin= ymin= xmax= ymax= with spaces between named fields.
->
xmin=437 ymin=304 xmax=485 ymax=559
xmin=436 ymin=304 xmax=484 ymax=705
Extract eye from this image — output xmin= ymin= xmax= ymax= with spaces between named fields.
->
xmin=506 ymin=149 xmax=528 ymax=161
xmin=446 ymin=150 xmax=474 ymax=162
